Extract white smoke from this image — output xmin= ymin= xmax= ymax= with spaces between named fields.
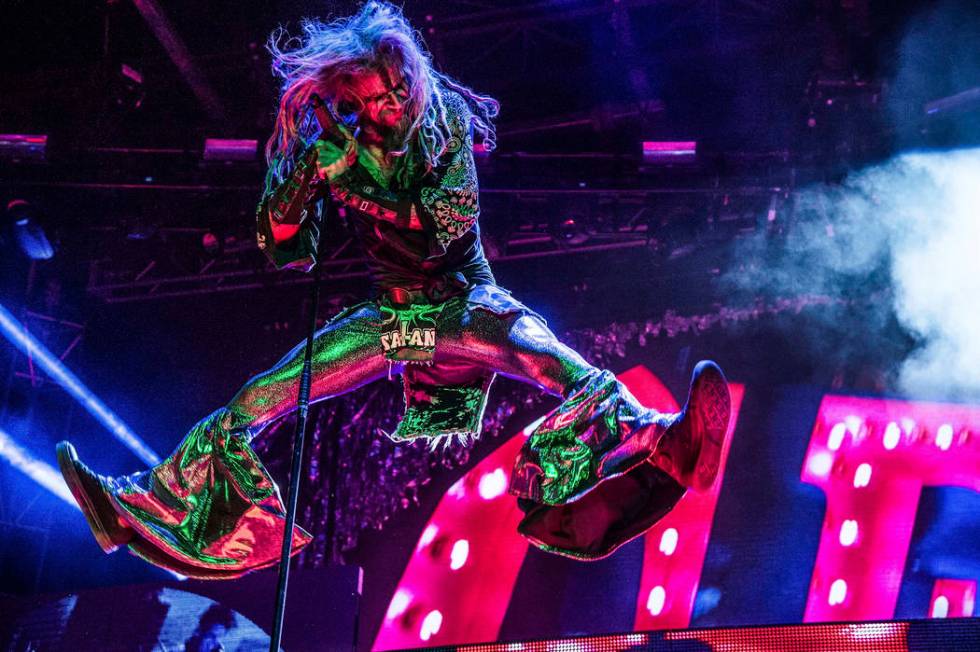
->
xmin=885 ymin=150 xmax=980 ymax=398
xmin=725 ymin=149 xmax=980 ymax=400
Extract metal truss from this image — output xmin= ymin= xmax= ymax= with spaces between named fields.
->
xmin=2 ymin=136 xmax=799 ymax=304
xmin=8 ymin=311 xmax=85 ymax=389
xmin=85 ymin=231 xmax=657 ymax=303
xmin=83 ymin=179 xmax=788 ymax=303
xmin=426 ymin=0 xmax=696 ymax=38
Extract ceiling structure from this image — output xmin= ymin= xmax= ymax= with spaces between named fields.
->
xmin=2 ymin=0 xmax=976 ymax=305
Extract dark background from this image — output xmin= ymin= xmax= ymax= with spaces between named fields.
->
xmin=2 ymin=0 xmax=980 ymax=649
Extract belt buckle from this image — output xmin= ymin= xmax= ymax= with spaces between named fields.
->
xmin=387 ymin=287 xmax=413 ymax=307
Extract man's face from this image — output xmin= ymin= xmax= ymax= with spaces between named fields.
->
xmin=346 ymin=68 xmax=409 ymax=131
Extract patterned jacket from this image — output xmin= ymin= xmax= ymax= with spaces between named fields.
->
xmin=255 ymin=90 xmax=481 ymax=273
xmin=254 ymin=90 xmax=517 ymax=445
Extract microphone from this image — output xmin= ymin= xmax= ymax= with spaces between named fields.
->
xmin=308 ymin=93 xmax=358 ymax=147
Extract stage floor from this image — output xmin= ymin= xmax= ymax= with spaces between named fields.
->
xmin=402 ymin=619 xmax=980 ymax=652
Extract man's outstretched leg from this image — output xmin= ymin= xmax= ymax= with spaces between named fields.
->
xmin=57 ymin=303 xmax=389 ymax=578
xmin=438 ymin=302 xmax=732 ymax=559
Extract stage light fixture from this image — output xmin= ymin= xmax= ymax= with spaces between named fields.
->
xmin=200 ymin=229 xmax=252 ymax=257
xmin=202 ymin=231 xmax=221 ymax=254
xmin=555 ymin=217 xmax=590 ymax=246
xmin=844 ymin=415 xmax=863 ymax=434
xmin=0 ymin=134 xmax=47 ymax=162
xmin=203 ymin=138 xmax=258 ymax=162
xmin=110 ymin=63 xmax=145 ymax=111
xmin=930 ymin=579 xmax=976 ymax=619
xmin=0 ymin=303 xmax=161 ymax=465
xmin=4 ymin=200 xmax=54 ymax=260
xmin=125 ymin=219 xmax=157 ymax=242
xmin=642 ymin=140 xmax=697 ymax=164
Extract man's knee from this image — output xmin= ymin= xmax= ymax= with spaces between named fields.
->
xmin=455 ymin=308 xmax=523 ymax=356
xmin=226 ymin=374 xmax=283 ymax=423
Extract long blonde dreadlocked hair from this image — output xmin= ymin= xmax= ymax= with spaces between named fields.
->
xmin=265 ymin=1 xmax=499 ymax=182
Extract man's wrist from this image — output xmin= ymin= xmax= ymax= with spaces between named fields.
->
xmin=268 ymin=149 xmax=318 ymax=225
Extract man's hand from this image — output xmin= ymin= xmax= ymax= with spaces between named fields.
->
xmin=314 ymin=122 xmax=358 ymax=182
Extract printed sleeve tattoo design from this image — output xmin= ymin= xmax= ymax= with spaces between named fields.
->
xmin=254 ymin=91 xmax=482 ymax=270
xmin=254 ymin=147 xmax=321 ymax=271
xmin=420 ymin=94 xmax=480 ymax=246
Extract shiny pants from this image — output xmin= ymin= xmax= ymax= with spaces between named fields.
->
xmin=225 ymin=298 xmax=596 ymax=437
xmin=103 ymin=287 xmax=683 ymax=576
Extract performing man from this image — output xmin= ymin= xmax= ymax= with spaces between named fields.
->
xmin=57 ymin=1 xmax=732 ymax=579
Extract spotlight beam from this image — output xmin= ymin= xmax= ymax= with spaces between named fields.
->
xmin=0 ymin=426 xmax=78 ymax=509
xmin=0 ymin=430 xmax=186 ymax=581
xmin=0 ymin=303 xmax=161 ymax=465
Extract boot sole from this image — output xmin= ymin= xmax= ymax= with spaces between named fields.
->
xmin=56 ymin=441 xmax=122 ymax=554
xmin=689 ymin=361 xmax=732 ymax=492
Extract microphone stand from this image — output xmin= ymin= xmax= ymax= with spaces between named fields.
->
xmin=268 ymin=94 xmax=348 ymax=652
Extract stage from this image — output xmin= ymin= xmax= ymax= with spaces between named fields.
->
xmin=4 ymin=570 xmax=978 ymax=651
xmin=2 ymin=1 xmax=979 ymax=650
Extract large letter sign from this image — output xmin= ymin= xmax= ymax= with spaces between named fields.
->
xmin=801 ymin=395 xmax=980 ymax=621
xmin=375 ymin=366 xmax=744 ymax=649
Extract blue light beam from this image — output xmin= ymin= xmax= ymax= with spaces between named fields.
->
xmin=0 ymin=428 xmax=186 ymax=581
xmin=0 ymin=303 xmax=161 ymax=465
xmin=0 ymin=426 xmax=78 ymax=508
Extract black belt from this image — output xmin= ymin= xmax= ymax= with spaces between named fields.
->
xmin=384 ymin=272 xmax=468 ymax=306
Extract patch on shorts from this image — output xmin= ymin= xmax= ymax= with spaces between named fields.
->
xmin=379 ymin=301 xmax=445 ymax=364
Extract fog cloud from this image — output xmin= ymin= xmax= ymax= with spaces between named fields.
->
xmin=725 ymin=149 xmax=980 ymax=400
